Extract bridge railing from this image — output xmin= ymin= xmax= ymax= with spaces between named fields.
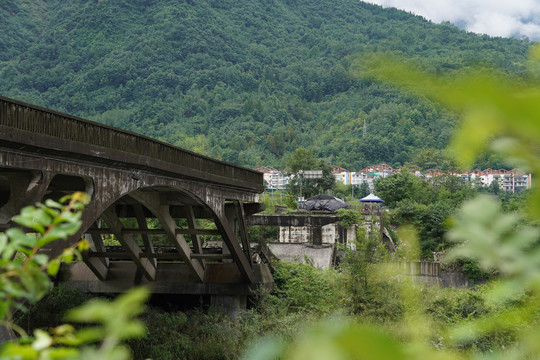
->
xmin=0 ymin=96 xmax=261 ymax=188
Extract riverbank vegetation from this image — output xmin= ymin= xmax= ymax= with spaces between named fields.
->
xmin=16 ymin=243 xmax=526 ymax=359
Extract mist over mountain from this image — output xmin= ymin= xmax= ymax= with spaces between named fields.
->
xmin=0 ymin=0 xmax=531 ymax=169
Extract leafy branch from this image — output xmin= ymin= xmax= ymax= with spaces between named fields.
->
xmin=0 ymin=192 xmax=149 ymax=359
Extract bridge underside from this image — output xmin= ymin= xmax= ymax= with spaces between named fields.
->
xmin=0 ymin=148 xmax=272 ymax=297
xmin=59 ymin=262 xmax=272 ymax=296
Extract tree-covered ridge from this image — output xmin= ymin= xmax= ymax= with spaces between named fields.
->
xmin=0 ymin=0 xmax=531 ymax=169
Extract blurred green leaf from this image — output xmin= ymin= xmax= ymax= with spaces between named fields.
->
xmin=66 ymin=299 xmax=111 ymax=323
xmin=240 ymin=337 xmax=286 ymax=360
xmin=0 ymin=300 xmax=9 ymax=319
xmin=12 ymin=207 xmax=46 ymax=233
xmin=0 ymin=234 xmax=7 ymax=254
xmin=78 ymin=346 xmax=132 ymax=360
xmin=0 ymin=342 xmax=39 ymax=358
xmin=37 ymin=203 xmax=60 ymax=219
xmin=446 ymin=196 xmax=540 ymax=284
xmin=32 ymin=329 xmax=53 ymax=351
xmin=47 ymin=260 xmax=61 ymax=276
xmin=6 ymin=228 xmax=36 ymax=248
xmin=44 ymin=199 xmax=63 ymax=209
xmin=33 ymin=254 xmax=49 ymax=267
xmin=71 ymin=328 xmax=106 ymax=345
xmin=449 ymin=302 xmax=535 ymax=344
xmin=0 ymin=192 xmax=153 ymax=359
xmin=41 ymin=347 xmax=80 ymax=359
xmin=285 ymin=319 xmax=405 ymax=360
xmin=357 ymin=47 xmax=540 ymax=185
xmin=39 ymin=222 xmax=81 ymax=246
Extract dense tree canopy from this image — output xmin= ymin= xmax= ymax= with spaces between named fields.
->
xmin=374 ymin=172 xmax=476 ymax=257
xmin=0 ymin=0 xmax=531 ymax=169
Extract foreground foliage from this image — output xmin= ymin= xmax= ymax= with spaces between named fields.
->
xmin=0 ymin=193 xmax=89 ymax=337
xmin=23 ymin=260 xmax=515 ymax=360
xmin=0 ymin=193 xmax=149 ymax=359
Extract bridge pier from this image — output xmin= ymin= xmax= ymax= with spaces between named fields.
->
xmin=210 ymin=294 xmax=247 ymax=319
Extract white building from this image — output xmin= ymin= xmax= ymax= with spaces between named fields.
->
xmin=255 ymin=166 xmax=290 ymax=190
xmin=332 ymin=166 xmax=350 ymax=185
xmin=478 ymin=169 xmax=531 ymax=192
xmin=330 ymin=165 xmax=531 ymax=194
xmin=420 ymin=168 xmax=530 ymax=193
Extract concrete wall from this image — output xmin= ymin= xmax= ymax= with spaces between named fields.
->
xmin=279 ymin=224 xmax=340 ymax=244
xmin=267 ymin=243 xmax=335 ymax=269
xmin=279 ymin=226 xmax=310 ymax=243
xmin=439 ymin=272 xmax=470 ymax=288
xmin=400 ymin=261 xmax=471 ymax=288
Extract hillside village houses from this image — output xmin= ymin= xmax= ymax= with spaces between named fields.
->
xmin=256 ymin=164 xmax=531 ymax=193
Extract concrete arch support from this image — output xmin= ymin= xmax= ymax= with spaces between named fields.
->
xmin=128 ymin=190 xmax=205 ymax=282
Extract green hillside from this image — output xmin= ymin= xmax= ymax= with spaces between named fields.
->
xmin=0 ymin=0 xmax=531 ymax=169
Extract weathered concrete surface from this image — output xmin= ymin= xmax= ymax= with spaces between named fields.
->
xmin=278 ymin=223 xmax=344 ymax=244
xmin=210 ymin=295 xmax=247 ymax=319
xmin=399 ymin=262 xmax=472 ymax=288
xmin=57 ymin=262 xmax=273 ymax=295
xmin=247 ymin=214 xmax=340 ymax=227
xmin=398 ymin=261 xmax=440 ymax=277
xmin=0 ymin=96 xmax=263 ymax=192
xmin=440 ymin=271 xmax=470 ymax=288
xmin=267 ymin=243 xmax=335 ymax=269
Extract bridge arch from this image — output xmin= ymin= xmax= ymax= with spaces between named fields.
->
xmin=45 ymin=174 xmax=94 ymax=202
xmin=63 ymin=176 xmax=257 ymax=287
xmin=0 ymin=169 xmax=47 ymax=223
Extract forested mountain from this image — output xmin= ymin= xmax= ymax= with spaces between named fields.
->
xmin=0 ymin=0 xmax=531 ymax=169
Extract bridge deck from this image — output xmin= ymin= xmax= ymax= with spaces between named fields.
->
xmin=0 ymin=96 xmax=262 ymax=193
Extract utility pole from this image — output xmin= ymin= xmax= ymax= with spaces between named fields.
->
xmin=298 ymin=170 xmax=304 ymax=202
xmin=363 ymin=119 xmax=367 ymax=137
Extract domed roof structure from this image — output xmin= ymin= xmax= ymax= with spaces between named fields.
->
xmin=298 ymin=194 xmax=350 ymax=212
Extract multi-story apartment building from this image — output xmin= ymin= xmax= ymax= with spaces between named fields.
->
xmin=332 ymin=166 xmax=350 ymax=185
xmin=332 ymin=164 xmax=397 ymax=190
xmin=255 ymin=166 xmax=290 ymax=190
xmin=478 ymin=169 xmax=531 ymax=192
xmin=413 ymin=168 xmax=530 ymax=193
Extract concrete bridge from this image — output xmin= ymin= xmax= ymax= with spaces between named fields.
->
xmin=0 ymin=96 xmax=273 ymax=310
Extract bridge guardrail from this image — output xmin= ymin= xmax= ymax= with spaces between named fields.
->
xmin=0 ymin=96 xmax=262 ymax=190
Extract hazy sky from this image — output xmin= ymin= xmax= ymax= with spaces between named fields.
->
xmin=366 ymin=0 xmax=540 ymax=41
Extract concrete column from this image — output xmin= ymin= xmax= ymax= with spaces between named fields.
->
xmin=338 ymin=224 xmax=345 ymax=244
xmin=210 ymin=294 xmax=247 ymax=319
xmin=312 ymin=226 xmax=322 ymax=246
xmin=223 ymin=206 xmax=237 ymax=262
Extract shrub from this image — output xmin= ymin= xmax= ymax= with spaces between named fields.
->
xmin=272 ymin=261 xmax=347 ymax=314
